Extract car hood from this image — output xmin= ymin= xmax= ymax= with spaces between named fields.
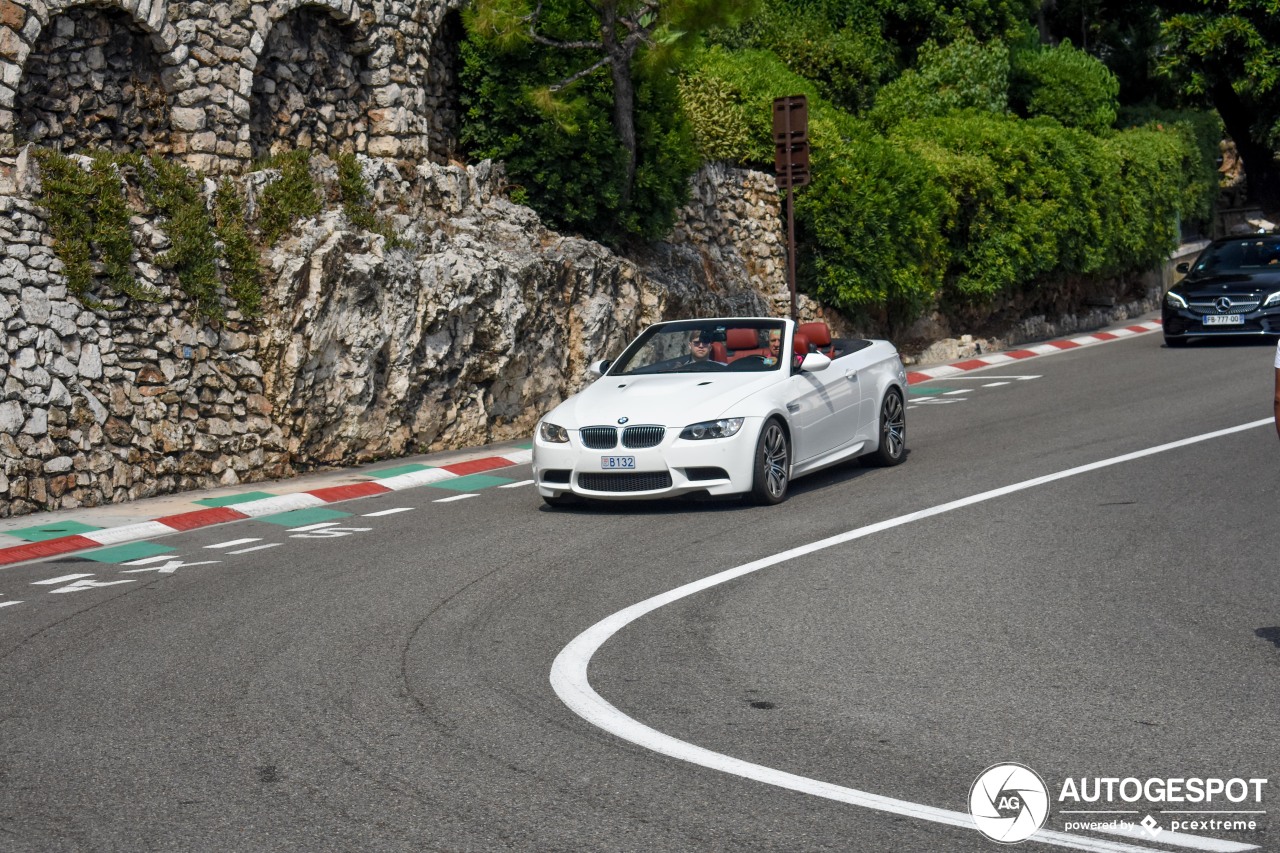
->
xmin=548 ymin=372 xmax=778 ymax=428
xmin=1173 ymin=270 xmax=1280 ymax=299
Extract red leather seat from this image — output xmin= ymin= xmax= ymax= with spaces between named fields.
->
xmin=798 ymin=322 xmax=836 ymax=357
xmin=710 ymin=342 xmax=729 ymax=363
xmin=792 ymin=332 xmax=810 ymax=368
xmin=725 ymin=327 xmax=769 ymax=361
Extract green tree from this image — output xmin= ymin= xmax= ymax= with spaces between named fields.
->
xmin=466 ymin=0 xmax=756 ymax=207
xmin=1158 ymin=2 xmax=1280 ymax=208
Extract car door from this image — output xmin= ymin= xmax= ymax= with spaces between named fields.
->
xmin=784 ymin=358 xmax=858 ymax=463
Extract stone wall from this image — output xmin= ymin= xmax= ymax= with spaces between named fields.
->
xmin=0 ymin=152 xmax=794 ymax=517
xmin=1 ymin=0 xmax=463 ymax=172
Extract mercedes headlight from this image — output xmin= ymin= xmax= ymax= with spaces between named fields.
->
xmin=539 ymin=421 xmax=569 ymax=443
xmin=680 ymin=418 xmax=745 ymax=440
xmin=1264 ymin=291 xmax=1280 ymax=308
xmin=1165 ymin=291 xmax=1188 ymax=309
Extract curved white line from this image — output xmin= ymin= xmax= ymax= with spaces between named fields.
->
xmin=551 ymin=418 xmax=1273 ymax=853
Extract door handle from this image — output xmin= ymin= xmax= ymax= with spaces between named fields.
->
xmin=786 ymin=402 xmax=801 ymax=413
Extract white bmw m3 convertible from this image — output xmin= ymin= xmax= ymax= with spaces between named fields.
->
xmin=532 ymin=318 xmax=908 ymax=507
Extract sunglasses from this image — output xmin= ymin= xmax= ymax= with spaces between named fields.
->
xmin=690 ymin=339 xmax=710 ymax=346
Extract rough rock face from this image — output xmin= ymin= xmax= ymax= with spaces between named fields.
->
xmin=0 ymin=154 xmax=805 ymax=515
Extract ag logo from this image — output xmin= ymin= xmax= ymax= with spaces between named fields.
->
xmin=969 ymin=763 xmax=1050 ymax=844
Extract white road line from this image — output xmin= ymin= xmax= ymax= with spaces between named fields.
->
xmin=982 ymin=382 xmax=1011 ymax=387
xmin=433 ymin=493 xmax=478 ymax=503
xmin=205 ymin=538 xmax=261 ymax=549
xmin=227 ymin=543 xmax=281 ymax=555
xmin=121 ymin=555 xmax=183 ymax=566
xmin=551 ymin=417 xmax=1273 ymax=853
xmin=499 ymin=480 xmax=535 ymax=489
xmin=501 ymin=449 xmax=535 ymax=465
xmin=0 ymin=601 xmax=22 ymax=608
xmin=362 ymin=507 xmax=415 ymax=516
xmin=943 ymin=390 xmax=968 ymax=396
xmin=288 ymin=522 xmax=341 ymax=532
xmin=31 ymin=573 xmax=94 ymax=585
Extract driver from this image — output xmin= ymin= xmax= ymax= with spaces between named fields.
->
xmin=684 ymin=330 xmax=725 ymax=365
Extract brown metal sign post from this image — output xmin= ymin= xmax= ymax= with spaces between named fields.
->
xmin=773 ymin=95 xmax=810 ymax=323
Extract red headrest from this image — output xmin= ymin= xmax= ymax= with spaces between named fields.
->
xmin=726 ymin=328 xmax=760 ymax=350
xmin=798 ymin=322 xmax=832 ymax=348
xmin=710 ymin=342 xmax=728 ymax=363
xmin=792 ymin=333 xmax=810 ymax=357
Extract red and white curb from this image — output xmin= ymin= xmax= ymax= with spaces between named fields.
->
xmin=0 ymin=449 xmax=533 ymax=567
xmin=906 ymin=320 xmax=1162 ymax=384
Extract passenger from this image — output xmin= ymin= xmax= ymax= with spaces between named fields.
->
xmin=762 ymin=330 xmax=783 ymax=366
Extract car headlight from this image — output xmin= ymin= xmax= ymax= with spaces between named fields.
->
xmin=539 ymin=421 xmax=569 ymax=443
xmin=680 ymin=418 xmax=745 ymax=440
xmin=1165 ymin=291 xmax=1188 ymax=309
xmin=1264 ymin=291 xmax=1280 ymax=308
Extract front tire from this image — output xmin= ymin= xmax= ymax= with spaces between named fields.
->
xmin=750 ymin=419 xmax=791 ymax=505
xmin=542 ymin=493 xmax=575 ymax=509
xmin=1164 ymin=335 xmax=1188 ymax=348
xmin=866 ymin=389 xmax=906 ymax=466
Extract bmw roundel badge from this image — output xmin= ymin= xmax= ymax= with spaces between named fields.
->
xmin=617 ymin=417 xmax=629 ymax=424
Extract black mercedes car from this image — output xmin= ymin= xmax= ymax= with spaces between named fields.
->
xmin=1162 ymin=234 xmax=1280 ymax=346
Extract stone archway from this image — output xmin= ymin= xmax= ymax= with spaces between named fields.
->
xmin=248 ymin=2 xmax=371 ymax=160
xmin=13 ymin=1 xmax=173 ymax=153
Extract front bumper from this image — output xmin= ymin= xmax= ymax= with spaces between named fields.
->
xmin=532 ymin=420 xmax=762 ymax=500
xmin=1162 ymin=304 xmax=1280 ymax=338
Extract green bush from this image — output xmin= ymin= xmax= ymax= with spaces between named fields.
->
xmin=867 ymin=32 xmax=1009 ymax=132
xmin=681 ymin=46 xmax=950 ymax=325
xmin=708 ymin=2 xmax=896 ymax=115
xmin=257 ymin=150 xmax=322 ymax=245
xmin=1009 ymin=40 xmax=1119 ymax=134
xmin=892 ymin=113 xmax=1188 ymax=307
xmin=458 ymin=16 xmax=698 ymax=243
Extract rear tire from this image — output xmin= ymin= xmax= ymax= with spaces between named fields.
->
xmin=750 ymin=419 xmax=790 ymax=505
xmin=866 ymin=389 xmax=906 ymax=466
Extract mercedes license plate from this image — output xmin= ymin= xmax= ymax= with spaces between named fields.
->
xmin=600 ymin=456 xmax=636 ymax=470
xmin=1204 ymin=314 xmax=1244 ymax=326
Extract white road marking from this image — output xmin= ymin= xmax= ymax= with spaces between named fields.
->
xmin=943 ymin=389 xmax=968 ymax=396
xmin=362 ymin=507 xmax=415 ymax=516
xmin=433 ymin=494 xmax=479 ymax=503
xmin=982 ymin=382 xmax=1011 ymax=387
xmin=46 ymin=578 xmax=135 ymax=594
xmin=0 ymin=601 xmax=22 ymax=608
xmin=551 ymin=417 xmax=1273 ymax=853
xmin=499 ymin=480 xmax=535 ymax=489
xmin=502 ymin=449 xmax=534 ymax=465
xmin=288 ymin=522 xmax=341 ymax=532
xmin=122 ymin=559 xmax=220 ymax=575
xmin=376 ymin=468 xmax=457 ymax=490
xmin=31 ymin=573 xmax=95 ymax=585
xmin=121 ymin=555 xmax=184 ymax=566
xmin=227 ymin=543 xmax=281 ymax=555
xmin=205 ymin=538 xmax=261 ymax=549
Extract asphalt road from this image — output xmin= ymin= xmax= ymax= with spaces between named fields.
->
xmin=0 ymin=329 xmax=1276 ymax=853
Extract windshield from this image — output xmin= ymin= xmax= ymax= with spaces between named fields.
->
xmin=1191 ymin=236 xmax=1280 ymax=274
xmin=610 ymin=320 xmax=787 ymax=375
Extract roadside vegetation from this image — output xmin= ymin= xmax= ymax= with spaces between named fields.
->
xmin=459 ymin=0 xmax=1239 ymax=332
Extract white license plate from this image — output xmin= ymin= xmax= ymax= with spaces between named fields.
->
xmin=1204 ymin=314 xmax=1244 ymax=326
xmin=600 ymin=456 xmax=636 ymax=470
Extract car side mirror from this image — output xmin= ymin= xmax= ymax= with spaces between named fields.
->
xmin=588 ymin=359 xmax=611 ymax=377
xmin=799 ymin=353 xmax=831 ymax=373
xmin=1175 ymin=262 xmax=1190 ymax=274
